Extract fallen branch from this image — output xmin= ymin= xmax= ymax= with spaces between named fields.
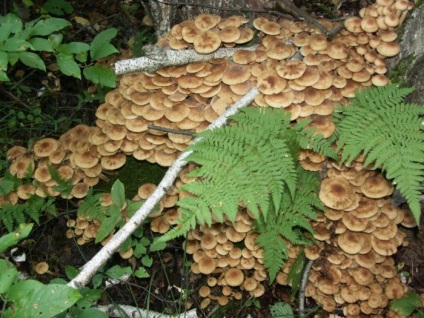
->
xmin=67 ymin=87 xmax=259 ymax=290
xmin=93 ymin=304 xmax=199 ymax=318
xmin=114 ymin=45 xmax=258 ymax=75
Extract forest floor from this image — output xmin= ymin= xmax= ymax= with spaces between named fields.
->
xmin=1 ymin=0 xmax=423 ymax=317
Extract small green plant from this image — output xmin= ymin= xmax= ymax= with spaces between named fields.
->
xmin=270 ymin=301 xmax=294 ymax=318
xmin=0 ymin=224 xmax=82 ymax=317
xmin=334 ymin=84 xmax=424 ymax=222
xmin=0 ymin=173 xmax=57 ymax=232
xmin=0 ymin=12 xmax=118 ymax=87
xmin=390 ymin=291 xmax=424 ymax=317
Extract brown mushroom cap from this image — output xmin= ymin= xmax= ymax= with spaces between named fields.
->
xmin=193 ymin=30 xmax=221 ymax=54
xmin=337 ymin=230 xmax=366 ymax=254
xmin=33 ymin=138 xmax=59 ymax=157
xmin=360 ymin=174 xmax=393 ymax=198
xmin=35 ymin=261 xmax=50 ymax=274
xmin=198 ymin=256 xmax=217 ymax=274
xmin=194 ymin=14 xmax=221 ymax=31
xmin=319 ymin=176 xmax=357 ymax=210
xmin=224 ymin=268 xmax=244 ymax=287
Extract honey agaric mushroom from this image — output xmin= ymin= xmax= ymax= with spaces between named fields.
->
xmin=337 ymin=230 xmax=366 ymax=254
xmin=319 ymin=176 xmax=357 ymax=210
xmin=360 ymin=174 xmax=393 ymax=198
xmin=33 ymin=138 xmax=59 ymax=158
xmin=119 ymin=247 xmax=134 ymax=259
xmin=198 ymin=256 xmax=217 ymax=275
xmin=100 ymin=153 xmax=126 ymax=170
xmin=35 ymin=261 xmax=50 ymax=275
xmin=193 ymin=30 xmax=221 ymax=54
xmin=194 ymin=14 xmax=221 ymax=31
xmin=224 ymin=268 xmax=244 ymax=287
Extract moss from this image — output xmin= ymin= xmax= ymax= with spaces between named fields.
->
xmin=95 ymin=156 xmax=167 ymax=198
xmin=387 ymin=54 xmax=415 ymax=86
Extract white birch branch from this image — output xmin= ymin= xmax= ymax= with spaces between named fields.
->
xmin=115 ymin=45 xmax=259 ymax=75
xmin=93 ymin=304 xmax=199 ymax=318
xmin=67 ymin=87 xmax=259 ymax=290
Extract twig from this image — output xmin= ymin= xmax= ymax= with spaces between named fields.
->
xmin=67 ymin=87 xmax=259 ymax=290
xmin=276 ymin=0 xmax=344 ymax=38
xmin=114 ymin=45 xmax=258 ymax=75
xmin=148 ymin=0 xmax=296 ymax=20
xmin=88 ymin=304 xmax=198 ymax=318
xmin=299 ymin=260 xmax=313 ymax=317
xmin=148 ymin=125 xmax=195 ymax=136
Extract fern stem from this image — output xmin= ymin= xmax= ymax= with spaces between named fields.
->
xmin=115 ymin=45 xmax=259 ymax=74
xmin=298 ymin=259 xmax=313 ymax=317
xmin=67 ymin=87 xmax=259 ymax=290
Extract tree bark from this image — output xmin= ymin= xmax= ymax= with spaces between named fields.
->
xmin=141 ymin=0 xmax=272 ymax=38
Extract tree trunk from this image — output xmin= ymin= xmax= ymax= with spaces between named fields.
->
xmin=141 ymin=0 xmax=271 ymax=38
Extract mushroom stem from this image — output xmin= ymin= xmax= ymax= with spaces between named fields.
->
xmin=67 ymin=87 xmax=259 ymax=290
xmin=299 ymin=259 xmax=314 ymax=317
xmin=115 ymin=45 xmax=258 ymax=75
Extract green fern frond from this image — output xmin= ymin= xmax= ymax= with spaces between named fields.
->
xmin=47 ymin=164 xmax=73 ymax=196
xmin=335 ymin=84 xmax=424 ymax=222
xmin=256 ymin=223 xmax=288 ymax=283
xmin=158 ymin=107 xmax=334 ymax=243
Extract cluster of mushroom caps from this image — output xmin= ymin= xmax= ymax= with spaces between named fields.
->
xmin=3 ymin=123 xmax=128 ymax=207
xmin=183 ymin=208 xmax=268 ymax=309
xmin=276 ymin=158 xmax=417 ymax=317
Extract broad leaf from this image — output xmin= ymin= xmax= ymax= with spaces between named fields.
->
xmin=2 ymin=37 xmax=32 ymax=52
xmin=0 ymin=223 xmax=33 ymax=253
xmin=83 ymin=65 xmax=116 ymax=87
xmin=90 ymin=28 xmax=118 ymax=60
xmin=0 ymin=259 xmax=18 ymax=293
xmin=76 ymin=308 xmax=108 ymax=318
xmin=105 ymin=265 xmax=132 ymax=279
xmin=390 ymin=291 xmax=421 ymax=316
xmin=31 ymin=18 xmax=70 ymax=36
xmin=28 ymin=37 xmax=54 ymax=52
xmin=57 ymin=53 xmax=81 ymax=78
xmin=134 ymin=267 xmax=150 ymax=279
xmin=7 ymin=280 xmax=81 ymax=317
xmin=43 ymin=0 xmax=74 ymax=16
xmin=18 ymin=52 xmax=46 ymax=71
xmin=57 ymin=42 xmax=90 ymax=55
xmin=111 ymin=179 xmax=125 ymax=209
xmin=0 ymin=70 xmax=9 ymax=81
xmin=95 ymin=215 xmax=121 ymax=243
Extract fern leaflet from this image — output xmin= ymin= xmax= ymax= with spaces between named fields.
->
xmin=334 ymin=84 xmax=424 ymax=221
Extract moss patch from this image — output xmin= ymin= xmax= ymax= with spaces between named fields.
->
xmin=95 ymin=156 xmax=167 ymax=198
xmin=388 ymin=54 xmax=415 ymax=86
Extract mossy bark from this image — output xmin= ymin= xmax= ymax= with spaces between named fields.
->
xmin=388 ymin=4 xmax=424 ymax=104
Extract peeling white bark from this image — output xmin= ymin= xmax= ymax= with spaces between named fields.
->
xmin=67 ymin=87 xmax=259 ymax=290
xmin=115 ymin=45 xmax=258 ymax=75
xmin=93 ymin=304 xmax=199 ymax=318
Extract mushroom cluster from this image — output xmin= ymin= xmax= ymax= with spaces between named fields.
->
xmin=0 ymin=0 xmax=416 ymax=314
xmin=276 ymin=161 xmax=415 ymax=316
xmin=181 ymin=208 xmax=269 ymax=308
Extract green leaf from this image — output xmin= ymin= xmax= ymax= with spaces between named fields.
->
xmin=7 ymin=280 xmax=81 ymax=317
xmin=105 ymin=265 xmax=132 ymax=279
xmin=57 ymin=42 xmax=90 ymax=55
xmin=141 ymin=255 xmax=153 ymax=267
xmin=0 ymin=13 xmax=23 ymax=37
xmin=65 ymin=265 xmax=80 ymax=280
xmin=134 ymin=267 xmax=150 ymax=279
xmin=2 ymin=37 xmax=32 ymax=52
xmin=76 ymin=308 xmax=108 ymax=318
xmin=390 ymin=291 xmax=421 ymax=316
xmin=270 ymin=302 xmax=294 ymax=318
xmin=0 ymin=70 xmax=9 ymax=81
xmin=43 ymin=0 xmax=74 ymax=16
xmin=119 ymin=237 xmax=132 ymax=252
xmin=133 ymin=240 xmax=147 ymax=258
xmin=126 ymin=200 xmax=143 ymax=217
xmin=18 ymin=52 xmax=46 ymax=71
xmin=28 ymin=37 xmax=54 ymax=52
xmin=0 ymin=259 xmax=18 ymax=293
xmin=150 ymin=239 xmax=166 ymax=252
xmin=91 ymin=274 xmax=103 ymax=289
xmin=95 ymin=215 xmax=121 ymax=243
xmin=83 ymin=65 xmax=116 ymax=87
xmin=7 ymin=52 xmax=19 ymax=65
xmin=75 ymin=287 xmax=103 ymax=310
xmin=57 ymin=53 xmax=81 ymax=78
xmin=111 ymin=179 xmax=125 ymax=209
xmin=30 ymin=18 xmax=71 ymax=36
xmin=0 ymin=180 xmax=14 ymax=195
xmin=0 ymin=223 xmax=33 ymax=253
xmin=48 ymin=33 xmax=63 ymax=49
xmin=90 ymin=28 xmax=119 ymax=60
